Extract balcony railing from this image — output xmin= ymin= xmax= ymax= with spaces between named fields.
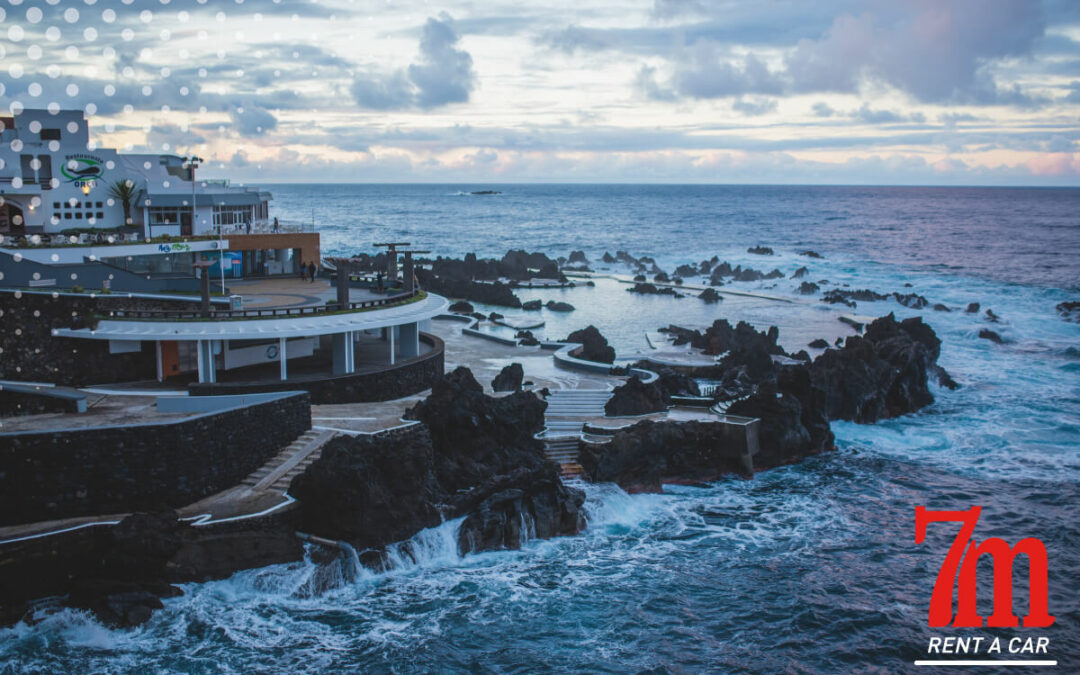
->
xmin=102 ymin=289 xmax=424 ymax=321
xmin=216 ymin=219 xmax=315 ymax=235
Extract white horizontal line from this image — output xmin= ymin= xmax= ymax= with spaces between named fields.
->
xmin=914 ymin=661 xmax=1057 ymax=667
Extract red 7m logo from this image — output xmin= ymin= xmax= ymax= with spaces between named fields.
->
xmin=915 ymin=506 xmax=1054 ymax=628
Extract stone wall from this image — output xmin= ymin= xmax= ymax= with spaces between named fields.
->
xmin=0 ymin=290 xmax=205 ymax=386
xmin=0 ymin=392 xmax=311 ymax=526
xmin=189 ymin=333 xmax=445 ymax=404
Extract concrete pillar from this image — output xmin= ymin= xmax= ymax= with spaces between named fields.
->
xmin=335 ymin=261 xmax=351 ymax=308
xmin=279 ymin=337 xmax=288 ymax=380
xmin=155 ymin=341 xmax=163 ymax=382
xmin=196 ymin=340 xmax=216 ymax=383
xmin=399 ymin=322 xmax=419 ymax=359
xmin=403 ymin=252 xmax=415 ymax=293
xmin=332 ymin=331 xmax=354 ymax=375
xmin=389 ymin=325 xmax=396 ymax=365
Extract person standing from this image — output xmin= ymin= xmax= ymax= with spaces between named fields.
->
xmin=309 ymin=261 xmax=317 ymax=282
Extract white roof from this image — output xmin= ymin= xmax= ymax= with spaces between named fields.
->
xmin=53 ymin=293 xmax=449 ymax=341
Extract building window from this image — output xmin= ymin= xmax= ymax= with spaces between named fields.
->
xmin=53 ymin=202 xmax=60 ymax=209
xmin=40 ymin=128 xmax=61 ymax=141
xmin=148 ymin=206 xmax=184 ymax=226
xmin=212 ymin=205 xmax=253 ymax=227
xmin=97 ymin=212 xmax=104 ymax=219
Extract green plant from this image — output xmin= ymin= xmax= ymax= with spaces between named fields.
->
xmin=107 ymin=179 xmax=138 ymax=225
xmin=71 ymin=285 xmax=84 ymax=293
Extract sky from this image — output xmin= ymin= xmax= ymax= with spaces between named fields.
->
xmin=1 ymin=0 xmax=1079 ymax=185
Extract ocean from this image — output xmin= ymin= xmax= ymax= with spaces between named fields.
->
xmin=2 ymin=185 xmax=1078 ymax=673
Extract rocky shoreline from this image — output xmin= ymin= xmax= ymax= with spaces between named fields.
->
xmin=1 ymin=246 xmax=966 ymax=630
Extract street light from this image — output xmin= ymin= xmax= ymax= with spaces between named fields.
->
xmin=183 ymin=155 xmax=221 ymax=292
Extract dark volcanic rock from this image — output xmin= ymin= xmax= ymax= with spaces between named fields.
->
xmin=563 ymin=325 xmax=616 ymax=364
xmin=799 ymin=250 xmax=823 ymax=258
xmin=966 ymin=302 xmax=980 ymax=313
xmin=521 ymin=299 xmax=542 ymax=311
xmin=293 ymin=367 xmax=584 ymax=555
xmin=893 ymin=292 xmax=929 ymax=309
xmin=792 ymin=266 xmax=809 ymax=279
xmin=578 ymin=420 xmax=754 ymax=493
xmin=651 ymin=367 xmax=701 ymax=397
xmin=799 ymin=281 xmax=820 ymax=295
xmin=488 ymin=312 xmax=504 ymax=321
xmin=605 ymin=376 xmax=667 ymax=417
xmin=516 ymin=330 xmax=540 ymax=346
xmin=449 ymin=301 xmax=474 ymax=314
xmin=698 ymin=288 xmax=722 ymax=303
xmin=545 ymin=300 xmax=575 ymax=312
xmin=628 ymin=282 xmax=682 ymax=297
xmin=979 ymin=328 xmax=1004 ymax=344
xmin=675 ymin=264 xmax=698 ymax=277
xmin=69 ymin=511 xmax=185 ymax=627
xmin=492 ymin=363 xmax=524 ymax=392
xmin=933 ymin=303 xmax=951 ymax=312
xmin=568 ymin=250 xmax=588 ymax=264
xmin=1057 ymin=301 xmax=1080 ymax=323
xmin=808 ymin=314 xmax=953 ymax=423
xmin=417 ymin=268 xmax=522 ymax=308
xmin=653 ymin=271 xmax=670 ymax=283
xmin=808 ymin=338 xmax=830 ymax=349
xmin=728 ymin=365 xmax=834 ymax=470
xmin=985 ymin=309 xmax=1000 ymax=323
xmin=747 ymin=246 xmax=774 ymax=255
xmin=822 ymin=289 xmax=888 ymax=307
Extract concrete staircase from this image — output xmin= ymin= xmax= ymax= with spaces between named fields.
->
xmin=241 ymin=429 xmax=337 ymax=493
xmin=542 ymin=389 xmax=612 ymax=479
xmin=544 ymin=436 xmax=584 ymax=478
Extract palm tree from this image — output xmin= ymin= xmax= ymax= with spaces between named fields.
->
xmin=108 ymin=179 xmax=137 ymax=225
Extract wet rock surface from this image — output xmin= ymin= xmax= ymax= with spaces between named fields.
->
xmin=292 ymin=367 xmax=585 ymax=556
xmin=1056 ymin=300 xmax=1080 ymax=323
xmin=578 ymin=420 xmax=754 ymax=493
xmin=808 ymin=314 xmax=956 ymax=423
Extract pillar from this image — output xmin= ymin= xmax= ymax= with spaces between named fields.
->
xmin=403 ymin=252 xmax=415 ymax=293
xmin=335 ymin=260 xmax=351 ymax=308
xmin=399 ymin=322 xmax=419 ymax=359
xmin=389 ymin=325 xmax=396 ymax=365
xmin=196 ymin=340 xmax=216 ymax=383
xmin=279 ymin=337 xmax=288 ymax=380
xmin=200 ymin=267 xmax=211 ymax=316
xmin=155 ymin=341 xmax=163 ymax=382
xmin=332 ymin=331 xmax=354 ymax=375
xmin=385 ymin=245 xmax=397 ymax=284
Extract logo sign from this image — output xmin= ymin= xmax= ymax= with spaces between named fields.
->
xmin=61 ymin=154 xmax=105 ymax=184
xmin=157 ymin=243 xmax=192 ymax=253
xmin=266 ymin=345 xmax=279 ymax=360
xmin=916 ymin=506 xmax=1054 ymax=628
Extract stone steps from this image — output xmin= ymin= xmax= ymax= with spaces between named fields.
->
xmin=240 ymin=429 xmax=336 ymax=492
xmin=543 ymin=389 xmax=612 ymax=479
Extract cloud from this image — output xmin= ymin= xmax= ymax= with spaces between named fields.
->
xmin=230 ymin=105 xmax=277 ymax=136
xmin=667 ymin=49 xmax=784 ymax=99
xmin=786 ymin=1 xmax=1047 ymax=105
xmin=352 ymin=15 xmax=476 ymax=110
xmin=851 ymin=104 xmax=925 ymax=124
xmin=812 ymin=102 xmax=836 ymax=117
xmin=732 ymin=97 xmax=778 ymax=116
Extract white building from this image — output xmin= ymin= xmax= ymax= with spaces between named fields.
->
xmin=0 ymin=108 xmax=270 ymax=238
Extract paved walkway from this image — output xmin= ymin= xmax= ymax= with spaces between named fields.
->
xmin=226 ymin=277 xmax=386 ymax=309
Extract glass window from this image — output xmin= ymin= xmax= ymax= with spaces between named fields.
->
xmin=40 ymin=129 xmax=61 ymax=141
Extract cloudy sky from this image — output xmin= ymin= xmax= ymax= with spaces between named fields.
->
xmin=1 ymin=0 xmax=1079 ymax=184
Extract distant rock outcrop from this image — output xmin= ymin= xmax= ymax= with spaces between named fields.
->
xmin=563 ymin=325 xmax=616 ymax=364
xmin=808 ymin=314 xmax=956 ymax=423
xmin=604 ymin=376 xmax=667 ymax=417
xmin=492 ymin=363 xmax=524 ymax=392
xmin=1057 ymin=301 xmax=1080 ymax=323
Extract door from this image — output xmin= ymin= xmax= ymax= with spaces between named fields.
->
xmin=180 ymin=212 xmax=193 ymax=236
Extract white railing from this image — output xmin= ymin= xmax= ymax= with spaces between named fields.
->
xmin=218 ymin=219 xmax=315 ymax=235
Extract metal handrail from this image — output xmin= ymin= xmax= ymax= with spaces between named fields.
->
xmin=104 ymin=289 xmax=422 ymax=321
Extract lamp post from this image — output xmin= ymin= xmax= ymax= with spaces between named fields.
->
xmin=183 ymin=155 xmax=219 ymax=291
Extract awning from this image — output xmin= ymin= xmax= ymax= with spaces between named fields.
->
xmin=144 ymin=191 xmax=272 ymax=208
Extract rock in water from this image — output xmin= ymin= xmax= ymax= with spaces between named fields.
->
xmin=605 ymin=376 xmax=667 ymax=416
xmin=799 ymin=281 xmax=820 ymax=295
xmin=292 ymin=367 xmax=584 ymax=555
xmin=449 ymin=301 xmax=474 ymax=313
xmin=522 ymin=299 xmax=542 ymax=311
xmin=578 ymin=420 xmax=755 ymax=493
xmin=791 ymin=266 xmax=809 ymax=279
xmin=698 ymin=288 xmax=722 ymax=303
xmin=1056 ymin=301 xmax=1080 ymax=323
xmin=492 ymin=363 xmax=524 ymax=392
xmin=979 ymin=328 xmax=1004 ymax=344
xmin=747 ymin=246 xmax=774 ymax=255
xmin=563 ymin=325 xmax=616 ymax=363
xmin=808 ymin=314 xmax=953 ymax=423
xmin=545 ymin=300 xmax=575 ymax=312
xmin=568 ymin=250 xmax=588 ymax=264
